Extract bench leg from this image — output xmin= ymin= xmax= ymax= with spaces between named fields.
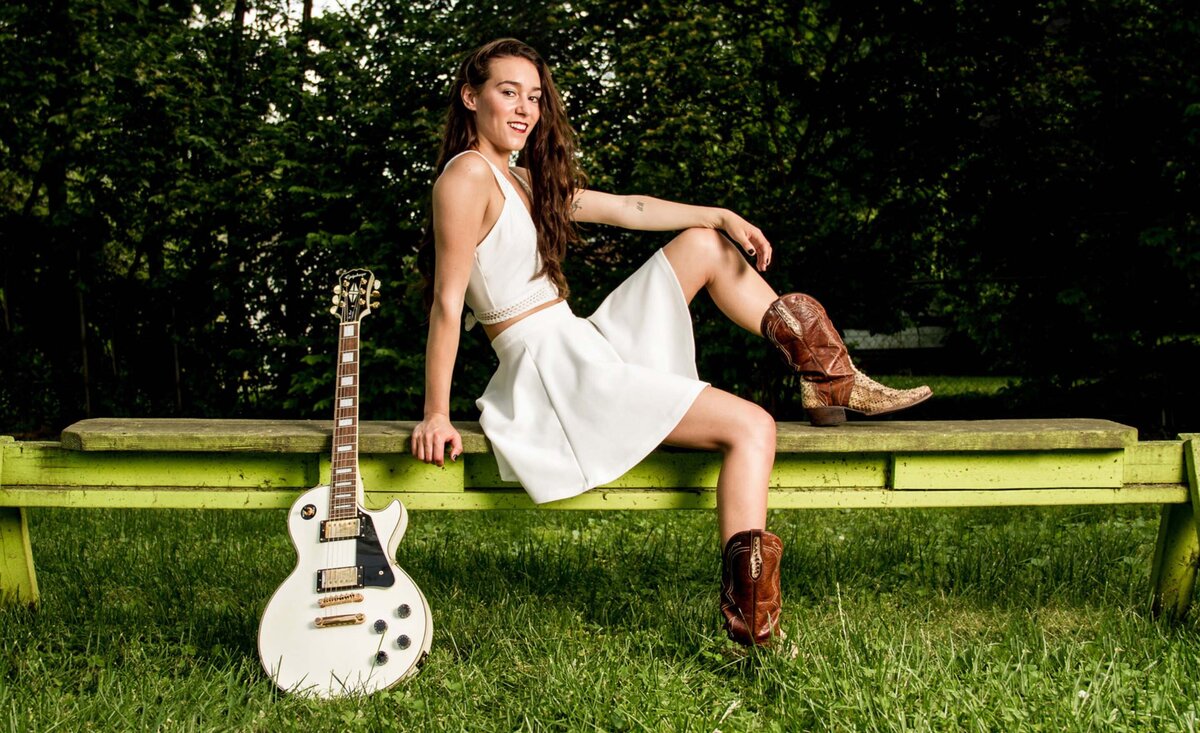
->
xmin=1150 ymin=436 xmax=1200 ymax=620
xmin=0 ymin=507 xmax=39 ymax=605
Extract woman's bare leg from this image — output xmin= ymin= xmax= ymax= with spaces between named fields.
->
xmin=662 ymin=228 xmax=779 ymax=334
xmin=664 ymin=386 xmax=775 ymax=545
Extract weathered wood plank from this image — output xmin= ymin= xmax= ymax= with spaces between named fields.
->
xmin=1125 ymin=441 xmax=1187 ymax=484
xmin=59 ymin=419 xmax=496 ymax=454
xmin=60 ymin=418 xmax=1136 ymax=454
xmin=338 ymin=454 xmax=465 ymax=493
xmin=2 ymin=441 xmax=317 ymax=489
xmin=0 ymin=487 xmax=299 ymax=510
xmin=1123 ymin=441 xmax=1190 ymax=487
xmin=892 ymin=450 xmax=1125 ymax=490
xmin=0 ymin=484 xmax=1187 ymax=511
xmin=463 ymin=452 xmax=890 ymax=490
xmin=0 ymin=442 xmax=466 ymax=494
xmin=773 ymin=419 xmax=1136 ymax=452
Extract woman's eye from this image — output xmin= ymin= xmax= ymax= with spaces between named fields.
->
xmin=502 ymin=90 xmax=515 ymax=96
xmin=530 ymin=97 xmax=541 ymax=104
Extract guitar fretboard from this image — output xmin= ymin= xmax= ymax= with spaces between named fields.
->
xmin=329 ymin=321 xmax=360 ymax=520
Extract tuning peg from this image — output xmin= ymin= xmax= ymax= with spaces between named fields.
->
xmin=334 ymin=284 xmax=342 ymax=294
xmin=329 ymin=306 xmax=339 ymax=315
xmin=371 ymin=301 xmax=381 ymax=310
xmin=373 ymin=281 xmax=381 ymax=292
xmin=331 ymin=294 xmax=340 ymax=304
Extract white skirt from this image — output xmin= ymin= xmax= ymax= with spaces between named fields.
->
xmin=476 ymin=248 xmax=709 ymax=504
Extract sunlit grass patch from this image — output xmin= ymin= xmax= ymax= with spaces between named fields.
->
xmin=3 ymin=505 xmax=1199 ymax=731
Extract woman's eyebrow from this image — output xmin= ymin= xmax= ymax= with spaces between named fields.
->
xmin=498 ymin=80 xmax=542 ymax=92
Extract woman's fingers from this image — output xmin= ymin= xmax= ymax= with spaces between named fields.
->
xmin=411 ymin=424 xmax=462 ymax=467
xmin=753 ymin=230 xmax=773 ymax=270
xmin=737 ymin=228 xmax=772 ymax=271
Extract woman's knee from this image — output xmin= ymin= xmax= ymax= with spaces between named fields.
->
xmin=727 ymin=401 xmax=777 ymax=456
xmin=669 ymin=227 xmax=727 ymax=259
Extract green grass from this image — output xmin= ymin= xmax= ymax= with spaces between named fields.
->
xmin=4 ymin=506 xmax=1200 ymax=731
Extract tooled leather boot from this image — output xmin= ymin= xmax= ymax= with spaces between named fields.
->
xmin=720 ymin=529 xmax=783 ymax=646
xmin=761 ymin=293 xmax=932 ymax=426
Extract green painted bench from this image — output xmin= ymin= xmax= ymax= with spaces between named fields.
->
xmin=1 ymin=418 xmax=1197 ymax=618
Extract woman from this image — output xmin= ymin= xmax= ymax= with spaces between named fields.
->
xmin=411 ymin=38 xmax=930 ymax=647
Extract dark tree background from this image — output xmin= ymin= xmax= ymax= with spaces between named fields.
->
xmin=1 ymin=0 xmax=1196 ymax=438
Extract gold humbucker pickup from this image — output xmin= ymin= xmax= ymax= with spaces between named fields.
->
xmin=317 ymin=592 xmax=364 ymax=608
xmin=320 ymin=516 xmax=364 ymax=542
xmin=314 ymin=613 xmax=365 ymax=628
xmin=316 ymin=565 xmax=363 ymax=593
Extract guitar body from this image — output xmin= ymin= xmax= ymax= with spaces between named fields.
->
xmin=258 ymin=482 xmax=432 ymax=698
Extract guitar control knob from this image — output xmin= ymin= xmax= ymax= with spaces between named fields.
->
xmin=396 ymin=635 xmax=411 ymax=650
xmin=373 ymin=619 xmax=388 ymax=633
xmin=396 ymin=604 xmax=411 ymax=619
xmin=375 ymin=651 xmax=389 ymax=665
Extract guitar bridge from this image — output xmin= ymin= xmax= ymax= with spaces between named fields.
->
xmin=320 ymin=516 xmax=364 ymax=542
xmin=313 ymin=613 xmax=365 ymax=628
xmin=317 ymin=592 xmax=364 ymax=608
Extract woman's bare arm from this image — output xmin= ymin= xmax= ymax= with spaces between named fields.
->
xmin=570 ymin=188 xmax=773 ymax=271
xmin=411 ymin=156 xmax=495 ymax=466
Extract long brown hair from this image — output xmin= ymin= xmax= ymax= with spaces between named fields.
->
xmin=418 ymin=38 xmax=584 ymax=310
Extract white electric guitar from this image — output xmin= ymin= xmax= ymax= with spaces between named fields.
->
xmin=258 ymin=268 xmax=432 ymax=698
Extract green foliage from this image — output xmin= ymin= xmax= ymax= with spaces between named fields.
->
xmin=0 ymin=0 xmax=1196 ymax=434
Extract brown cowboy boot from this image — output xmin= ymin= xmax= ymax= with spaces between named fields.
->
xmin=761 ymin=293 xmax=932 ymax=426
xmin=720 ymin=529 xmax=783 ymax=646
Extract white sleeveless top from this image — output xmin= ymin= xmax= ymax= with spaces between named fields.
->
xmin=445 ymin=150 xmax=559 ymax=330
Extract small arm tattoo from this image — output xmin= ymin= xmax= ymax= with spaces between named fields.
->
xmin=635 ymin=200 xmax=645 ymax=212
xmin=571 ymin=199 xmax=581 ymax=213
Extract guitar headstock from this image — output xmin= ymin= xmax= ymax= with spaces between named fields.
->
xmin=329 ymin=268 xmax=381 ymax=323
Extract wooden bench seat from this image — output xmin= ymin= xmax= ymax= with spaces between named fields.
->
xmin=1 ymin=418 xmax=1197 ymax=619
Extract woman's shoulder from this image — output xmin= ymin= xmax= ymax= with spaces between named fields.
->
xmin=435 ymin=151 xmax=496 ymax=199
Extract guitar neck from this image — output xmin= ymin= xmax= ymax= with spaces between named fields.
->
xmin=329 ymin=320 xmax=361 ymax=519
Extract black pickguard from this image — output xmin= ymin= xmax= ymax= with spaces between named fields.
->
xmin=356 ymin=511 xmax=395 ymax=589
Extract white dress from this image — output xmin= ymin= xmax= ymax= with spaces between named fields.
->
xmin=452 ymin=151 xmax=709 ymax=504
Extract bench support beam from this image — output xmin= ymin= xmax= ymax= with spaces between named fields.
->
xmin=0 ymin=508 xmax=38 ymax=605
xmin=0 ymin=437 xmax=38 ymax=604
xmin=1150 ymin=436 xmax=1200 ymax=620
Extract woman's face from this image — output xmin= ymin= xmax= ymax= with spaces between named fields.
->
xmin=462 ymin=56 xmax=542 ymax=155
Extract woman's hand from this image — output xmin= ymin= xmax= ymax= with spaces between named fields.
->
xmin=718 ymin=210 xmax=773 ymax=272
xmin=411 ymin=413 xmax=463 ymax=468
